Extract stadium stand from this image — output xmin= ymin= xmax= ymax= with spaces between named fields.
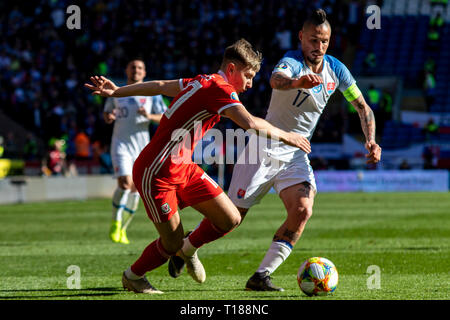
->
xmin=0 ymin=0 xmax=448 ymax=178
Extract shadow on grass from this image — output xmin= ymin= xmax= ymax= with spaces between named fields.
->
xmin=0 ymin=287 xmax=303 ymax=300
xmin=0 ymin=287 xmax=123 ymax=299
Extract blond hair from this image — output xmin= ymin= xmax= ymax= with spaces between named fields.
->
xmin=220 ymin=39 xmax=263 ymax=72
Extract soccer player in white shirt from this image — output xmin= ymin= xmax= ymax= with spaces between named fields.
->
xmin=169 ymin=9 xmax=382 ymax=290
xmin=236 ymin=9 xmax=381 ymax=291
xmin=104 ymin=59 xmax=167 ymax=244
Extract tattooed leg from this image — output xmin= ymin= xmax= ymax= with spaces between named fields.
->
xmin=273 ymin=227 xmax=301 ymax=244
xmin=250 ymin=182 xmax=315 ymax=278
xmin=276 ymin=181 xmax=315 ymax=246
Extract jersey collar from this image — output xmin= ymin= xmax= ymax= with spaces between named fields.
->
xmin=217 ymin=70 xmax=229 ymax=83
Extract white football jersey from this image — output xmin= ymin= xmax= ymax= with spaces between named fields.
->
xmin=104 ymin=95 xmax=167 ymax=156
xmin=262 ymin=51 xmax=357 ymax=162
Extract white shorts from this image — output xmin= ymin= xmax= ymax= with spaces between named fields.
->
xmin=110 ymin=135 xmax=149 ymax=179
xmin=228 ymin=155 xmax=316 ymax=209
xmin=111 ymin=144 xmax=142 ymax=178
xmin=111 ymin=152 xmax=138 ymax=178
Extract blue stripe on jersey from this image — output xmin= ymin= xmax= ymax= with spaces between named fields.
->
xmin=278 ymin=50 xmax=304 ymax=75
xmin=324 ymin=55 xmax=355 ymax=92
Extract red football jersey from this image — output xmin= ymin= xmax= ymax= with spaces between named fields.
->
xmin=133 ymin=73 xmax=242 ymax=186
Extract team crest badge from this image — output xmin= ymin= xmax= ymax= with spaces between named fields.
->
xmin=327 ymin=82 xmax=336 ymax=94
xmin=230 ymin=92 xmax=239 ymax=101
xmin=237 ymin=189 xmax=246 ymax=199
xmin=139 ymin=98 xmax=147 ymax=105
xmin=312 ymin=84 xmax=323 ymax=93
xmin=161 ymin=203 xmax=171 ymax=214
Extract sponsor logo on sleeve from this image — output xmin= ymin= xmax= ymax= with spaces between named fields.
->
xmin=230 ymin=92 xmax=239 ymax=101
xmin=275 ymin=62 xmax=288 ymax=70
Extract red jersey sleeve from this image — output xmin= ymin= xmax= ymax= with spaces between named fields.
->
xmin=179 ymin=77 xmax=195 ymax=91
xmin=207 ymin=79 xmax=243 ymax=115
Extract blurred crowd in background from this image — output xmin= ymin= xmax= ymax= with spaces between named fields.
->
xmin=0 ymin=0 xmax=446 ymax=178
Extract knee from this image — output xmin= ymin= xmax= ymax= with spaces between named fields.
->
xmin=118 ymin=176 xmax=133 ymax=190
xmin=232 ymin=214 xmax=242 ymax=229
xmin=293 ymin=205 xmax=313 ymax=223
xmin=222 ymin=213 xmax=241 ymax=233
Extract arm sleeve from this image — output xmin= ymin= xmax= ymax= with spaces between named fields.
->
xmin=151 ymin=95 xmax=168 ymax=114
xmin=331 ymin=58 xmax=361 ymax=102
xmin=272 ymin=57 xmax=297 ymax=78
xmin=179 ymin=77 xmax=194 ymax=91
xmin=272 ymin=51 xmax=303 ymax=78
xmin=210 ymin=85 xmax=243 ymax=115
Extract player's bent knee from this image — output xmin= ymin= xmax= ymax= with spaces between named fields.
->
xmin=118 ymin=177 xmax=133 ymax=190
xmin=221 ymin=215 xmax=241 ymax=232
xmin=218 ymin=210 xmax=241 ymax=232
xmin=230 ymin=214 xmax=241 ymax=229
xmin=293 ymin=206 xmax=313 ymax=222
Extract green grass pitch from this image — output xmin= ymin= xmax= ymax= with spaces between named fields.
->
xmin=0 ymin=192 xmax=449 ymax=300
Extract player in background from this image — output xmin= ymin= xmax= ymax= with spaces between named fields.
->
xmin=103 ymin=59 xmax=167 ymax=244
xmin=85 ymin=39 xmax=311 ymax=294
xmin=169 ymin=9 xmax=382 ymax=291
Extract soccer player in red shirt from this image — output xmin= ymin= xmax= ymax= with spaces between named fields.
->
xmin=85 ymin=39 xmax=311 ymax=294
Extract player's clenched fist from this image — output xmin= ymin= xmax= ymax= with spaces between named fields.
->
xmin=293 ymin=74 xmax=323 ymax=89
xmin=84 ymin=76 xmax=118 ymax=97
xmin=365 ymin=141 xmax=382 ymax=164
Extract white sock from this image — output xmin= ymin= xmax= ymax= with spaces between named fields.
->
xmin=125 ymin=267 xmax=142 ymax=280
xmin=180 ymin=222 xmax=201 ymax=256
xmin=181 ymin=237 xmax=197 ymax=257
xmin=112 ymin=187 xmax=130 ymax=222
xmin=256 ymin=241 xmax=292 ymax=274
xmin=125 ymin=192 xmax=140 ymax=213
xmin=122 ymin=192 xmax=140 ymax=230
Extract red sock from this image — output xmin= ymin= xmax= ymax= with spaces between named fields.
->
xmin=131 ymin=238 xmax=172 ymax=276
xmin=188 ymin=218 xmax=229 ymax=249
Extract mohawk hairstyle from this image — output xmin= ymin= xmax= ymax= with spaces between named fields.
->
xmin=303 ymin=9 xmax=331 ymax=30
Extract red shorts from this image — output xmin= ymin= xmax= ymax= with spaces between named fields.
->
xmin=135 ymin=163 xmax=223 ymax=223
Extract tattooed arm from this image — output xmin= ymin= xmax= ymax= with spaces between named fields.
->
xmin=350 ymin=95 xmax=382 ymax=164
xmin=270 ymin=72 xmax=323 ymax=90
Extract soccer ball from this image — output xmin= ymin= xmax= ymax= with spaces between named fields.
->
xmin=297 ymin=257 xmax=338 ymax=296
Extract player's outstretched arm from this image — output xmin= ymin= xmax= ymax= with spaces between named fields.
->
xmin=350 ymin=95 xmax=382 ymax=164
xmin=222 ymin=105 xmax=311 ymax=153
xmin=270 ymin=72 xmax=323 ymax=90
xmin=84 ymin=76 xmax=181 ymax=97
